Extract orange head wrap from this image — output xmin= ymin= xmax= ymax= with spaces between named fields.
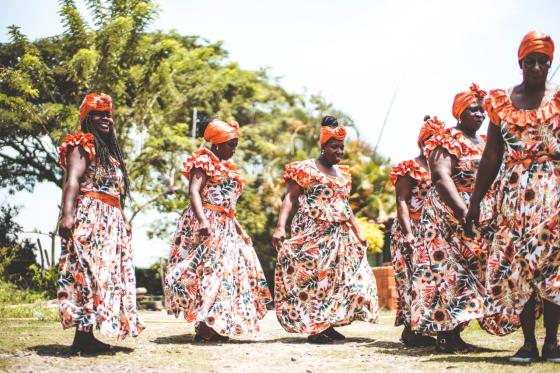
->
xmin=518 ymin=31 xmax=554 ymax=62
xmin=79 ymin=93 xmax=113 ymax=124
xmin=319 ymin=125 xmax=347 ymax=145
xmin=418 ymin=116 xmax=445 ymax=147
xmin=203 ymin=119 xmax=240 ymax=144
xmin=451 ymin=83 xmax=487 ymax=120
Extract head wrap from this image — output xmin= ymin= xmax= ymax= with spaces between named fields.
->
xmin=203 ymin=119 xmax=240 ymax=144
xmin=451 ymin=83 xmax=487 ymax=120
xmin=319 ymin=125 xmax=347 ymax=145
xmin=79 ymin=93 xmax=113 ymax=124
xmin=518 ymin=31 xmax=555 ymax=62
xmin=418 ymin=116 xmax=445 ymax=147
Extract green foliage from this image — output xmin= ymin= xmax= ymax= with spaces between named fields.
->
xmin=0 ymin=281 xmax=46 ymax=305
xmin=0 ymin=205 xmax=38 ymax=288
xmin=0 ymin=0 xmax=395 ymax=286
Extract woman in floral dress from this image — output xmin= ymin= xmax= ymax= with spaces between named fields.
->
xmin=165 ymin=118 xmax=271 ymax=342
xmin=272 ymin=116 xmax=378 ymax=344
xmin=57 ymin=93 xmax=144 ymax=353
xmin=467 ymin=31 xmax=560 ymax=363
xmin=410 ymin=85 xmax=518 ymax=353
xmin=390 ymin=116 xmax=444 ymax=346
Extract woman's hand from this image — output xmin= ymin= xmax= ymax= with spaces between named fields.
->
xmin=403 ymin=232 xmax=415 ymax=244
xmin=272 ymin=227 xmax=286 ymax=251
xmin=464 ymin=203 xmax=481 ymax=236
xmin=356 ymin=231 xmax=369 ymax=248
xmin=58 ymin=215 xmax=75 ymax=239
xmin=197 ymin=219 xmax=211 ymax=238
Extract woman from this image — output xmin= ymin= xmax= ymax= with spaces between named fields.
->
xmin=273 ymin=116 xmax=378 ymax=344
xmin=466 ymin=31 xmax=560 ymax=363
xmin=57 ymin=93 xmax=144 ymax=353
xmin=390 ymin=116 xmax=444 ymax=346
xmin=165 ymin=118 xmax=271 ymax=342
xmin=410 ymin=84 xmax=517 ymax=353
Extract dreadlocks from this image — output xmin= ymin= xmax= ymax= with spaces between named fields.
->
xmin=81 ymin=115 xmax=130 ymax=207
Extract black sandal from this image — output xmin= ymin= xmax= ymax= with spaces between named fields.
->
xmin=509 ymin=344 xmax=539 ymax=363
xmin=323 ymin=327 xmax=346 ymax=341
xmin=308 ymin=333 xmax=333 ymax=344
xmin=542 ymin=343 xmax=560 ymax=363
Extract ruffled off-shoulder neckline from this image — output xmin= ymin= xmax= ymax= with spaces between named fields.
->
xmin=182 ymin=148 xmax=245 ymax=189
xmin=58 ymin=131 xmax=96 ymax=169
xmin=390 ymin=159 xmax=430 ymax=186
xmin=284 ymin=159 xmax=351 ymax=189
xmin=484 ymin=88 xmax=560 ymax=127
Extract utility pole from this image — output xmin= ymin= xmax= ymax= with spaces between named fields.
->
xmin=191 ymin=108 xmax=198 ymax=138
xmin=374 ymin=86 xmax=399 ymax=155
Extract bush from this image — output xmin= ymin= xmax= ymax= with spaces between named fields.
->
xmin=0 ymin=281 xmax=46 ymax=305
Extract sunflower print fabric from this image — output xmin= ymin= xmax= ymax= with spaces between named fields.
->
xmin=482 ymin=89 xmax=560 ymax=320
xmin=165 ymin=148 xmax=272 ymax=336
xmin=410 ymin=128 xmax=519 ymax=335
xmin=57 ymin=131 xmax=144 ymax=340
xmin=389 ymin=159 xmax=430 ymax=327
xmin=274 ymin=159 xmax=379 ymax=334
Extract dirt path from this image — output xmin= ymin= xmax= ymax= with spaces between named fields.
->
xmin=0 ymin=310 xmax=557 ymax=373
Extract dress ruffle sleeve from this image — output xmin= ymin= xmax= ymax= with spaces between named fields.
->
xmin=182 ymin=148 xmax=226 ymax=183
xmin=390 ymin=160 xmax=429 ymax=186
xmin=284 ymin=161 xmax=311 ymax=188
xmin=58 ymin=131 xmax=96 ymax=169
xmin=483 ymin=89 xmax=560 ymax=127
xmin=423 ymin=129 xmax=462 ymax=159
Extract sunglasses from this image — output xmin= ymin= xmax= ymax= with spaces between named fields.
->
xmin=522 ymin=56 xmax=551 ymax=67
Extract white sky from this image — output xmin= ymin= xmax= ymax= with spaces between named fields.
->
xmin=2 ymin=0 xmax=560 ymax=267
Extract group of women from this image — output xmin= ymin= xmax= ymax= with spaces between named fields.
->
xmin=390 ymin=31 xmax=560 ymax=362
xmin=56 ymin=30 xmax=558 ymax=363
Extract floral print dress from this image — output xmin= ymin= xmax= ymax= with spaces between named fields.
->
xmin=390 ymin=159 xmax=430 ymax=327
xmin=482 ymin=88 xmax=560 ymax=319
xmin=165 ymin=148 xmax=271 ymax=336
xmin=410 ymin=128 xmax=518 ymax=335
xmin=57 ymin=131 xmax=144 ymax=340
xmin=275 ymin=160 xmax=378 ymax=334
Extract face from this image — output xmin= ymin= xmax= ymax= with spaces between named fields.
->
xmin=520 ymin=52 xmax=550 ymax=86
xmin=459 ymin=100 xmax=485 ymax=133
xmin=321 ymin=138 xmax=345 ymax=164
xmin=90 ymin=110 xmax=114 ymax=136
xmin=215 ymin=138 xmax=238 ymax=160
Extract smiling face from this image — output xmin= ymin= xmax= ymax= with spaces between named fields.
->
xmin=89 ymin=110 xmax=114 ymax=137
xmin=520 ymin=52 xmax=551 ymax=87
xmin=215 ymin=138 xmax=239 ymax=160
xmin=459 ymin=100 xmax=485 ymax=134
xmin=321 ymin=138 xmax=345 ymax=165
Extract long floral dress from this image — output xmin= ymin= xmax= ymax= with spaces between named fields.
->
xmin=57 ymin=131 xmax=144 ymax=340
xmin=482 ymin=88 xmax=560 ymax=319
xmin=165 ymin=148 xmax=271 ymax=336
xmin=390 ymin=159 xmax=430 ymax=327
xmin=275 ymin=159 xmax=378 ymax=334
xmin=410 ymin=128 xmax=518 ymax=335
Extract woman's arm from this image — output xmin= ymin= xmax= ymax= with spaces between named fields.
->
xmin=234 ymin=218 xmax=252 ymax=244
xmin=272 ymin=180 xmax=303 ymax=249
xmin=466 ymin=124 xmax=504 ymax=226
xmin=429 ymin=147 xmax=466 ymax=221
xmin=394 ymin=174 xmax=415 ymax=242
xmin=189 ymin=168 xmax=210 ymax=237
xmin=58 ymin=146 xmax=88 ymax=239
xmin=348 ymin=211 xmax=368 ymax=245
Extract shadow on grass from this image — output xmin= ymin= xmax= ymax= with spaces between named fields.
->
xmin=423 ymin=355 xmax=529 ymax=366
xmin=29 ymin=344 xmax=133 ymax=358
xmin=364 ymin=340 xmax=437 ymax=357
xmin=152 ymin=334 xmax=375 ymax=345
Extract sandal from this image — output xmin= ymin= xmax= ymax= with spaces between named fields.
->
xmin=307 ymin=333 xmax=333 ymax=344
xmin=542 ymin=343 xmax=560 ymax=363
xmin=509 ymin=344 xmax=539 ymax=363
xmin=323 ymin=327 xmax=346 ymax=341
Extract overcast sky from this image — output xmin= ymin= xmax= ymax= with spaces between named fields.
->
xmin=2 ymin=0 xmax=559 ymax=266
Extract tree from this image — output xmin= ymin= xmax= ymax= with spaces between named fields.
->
xmin=0 ymin=0 xmax=395 ymax=284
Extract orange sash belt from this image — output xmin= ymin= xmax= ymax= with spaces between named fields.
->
xmin=505 ymin=155 xmax=558 ymax=169
xmin=203 ymin=203 xmax=235 ymax=219
xmin=83 ymin=191 xmax=121 ymax=208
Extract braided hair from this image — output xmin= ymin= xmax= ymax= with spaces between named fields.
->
xmin=81 ymin=115 xmax=130 ymax=206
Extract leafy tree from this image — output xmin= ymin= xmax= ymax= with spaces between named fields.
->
xmin=0 ymin=0 xmax=395 ymax=285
